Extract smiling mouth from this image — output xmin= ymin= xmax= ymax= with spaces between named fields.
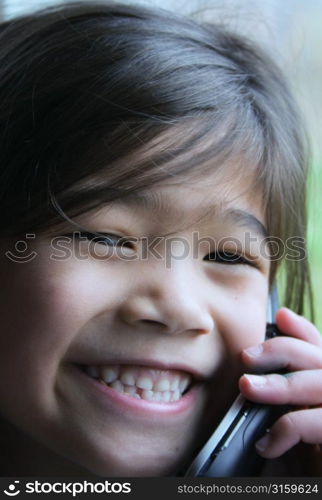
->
xmin=80 ymin=363 xmax=193 ymax=403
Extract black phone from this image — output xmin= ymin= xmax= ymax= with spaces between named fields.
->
xmin=183 ymin=285 xmax=286 ymax=477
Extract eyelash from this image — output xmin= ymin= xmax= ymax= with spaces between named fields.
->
xmin=204 ymin=251 xmax=251 ymax=266
xmin=75 ymin=231 xmax=133 ymax=248
xmin=67 ymin=231 xmax=255 ymax=267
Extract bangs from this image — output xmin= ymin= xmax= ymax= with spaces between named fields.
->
xmin=35 ymin=108 xmax=265 ymax=234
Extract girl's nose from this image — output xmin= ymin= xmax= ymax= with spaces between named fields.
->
xmin=119 ymin=264 xmax=214 ymax=336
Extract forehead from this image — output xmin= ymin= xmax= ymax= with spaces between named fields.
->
xmin=94 ymin=169 xmax=267 ymax=237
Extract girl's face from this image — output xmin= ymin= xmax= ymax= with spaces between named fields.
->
xmin=0 ymin=169 xmax=270 ymax=476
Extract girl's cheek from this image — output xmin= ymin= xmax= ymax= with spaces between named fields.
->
xmin=0 ymin=258 xmax=104 ymax=361
xmin=216 ymin=294 xmax=268 ymax=357
xmin=0 ymin=258 xmax=127 ymax=410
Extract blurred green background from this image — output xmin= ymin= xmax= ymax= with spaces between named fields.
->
xmin=280 ymin=1 xmax=322 ymax=332
xmin=307 ymin=161 xmax=322 ymax=330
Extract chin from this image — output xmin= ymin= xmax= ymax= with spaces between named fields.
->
xmin=76 ymin=454 xmax=180 ymax=477
xmin=75 ymin=438 xmax=189 ymax=477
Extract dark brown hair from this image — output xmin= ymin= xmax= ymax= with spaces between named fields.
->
xmin=0 ymin=1 xmax=313 ymax=317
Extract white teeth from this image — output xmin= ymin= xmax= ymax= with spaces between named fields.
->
xmin=120 ymin=370 xmax=136 ymax=386
xmin=136 ymin=376 xmax=153 ymax=390
xmin=141 ymin=389 xmax=154 ymax=401
xmin=85 ymin=363 xmax=193 ymax=403
xmin=101 ymin=366 xmax=119 ymax=384
xmin=162 ymin=391 xmax=171 ymax=402
xmin=170 ymin=376 xmax=180 ymax=391
xmin=154 ymin=392 xmax=162 ymax=402
xmin=110 ymin=380 xmax=124 ymax=393
xmin=124 ymin=385 xmax=137 ymax=396
xmin=124 ymin=386 xmax=141 ymax=399
xmin=154 ymin=378 xmax=170 ymax=391
xmin=141 ymin=390 xmax=163 ymax=402
xmin=171 ymin=389 xmax=181 ymax=402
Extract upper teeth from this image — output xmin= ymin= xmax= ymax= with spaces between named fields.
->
xmin=84 ymin=364 xmax=192 ymax=402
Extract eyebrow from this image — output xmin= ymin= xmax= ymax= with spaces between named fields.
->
xmin=225 ymin=208 xmax=268 ymax=238
xmin=110 ymin=191 xmax=268 ymax=238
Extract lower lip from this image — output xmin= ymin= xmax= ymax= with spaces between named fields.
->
xmin=73 ymin=364 xmax=201 ymax=418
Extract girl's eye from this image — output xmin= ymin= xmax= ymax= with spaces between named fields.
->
xmin=204 ymin=250 xmax=251 ymax=265
xmin=71 ymin=231 xmax=134 ymax=249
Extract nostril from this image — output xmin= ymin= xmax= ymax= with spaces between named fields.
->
xmin=140 ymin=320 xmax=209 ymax=336
xmin=141 ymin=319 xmax=167 ymax=328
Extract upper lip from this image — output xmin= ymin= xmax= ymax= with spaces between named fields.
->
xmin=72 ymin=356 xmax=206 ymax=381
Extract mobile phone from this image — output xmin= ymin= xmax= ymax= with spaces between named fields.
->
xmin=183 ymin=285 xmax=286 ymax=477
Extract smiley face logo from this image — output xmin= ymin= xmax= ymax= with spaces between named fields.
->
xmin=5 ymin=234 xmax=37 ymax=263
xmin=3 ymin=480 xmax=20 ymax=496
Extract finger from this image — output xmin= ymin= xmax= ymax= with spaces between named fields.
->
xmin=241 ymin=336 xmax=322 ymax=372
xmin=276 ymin=308 xmax=322 ymax=348
xmin=255 ymin=407 xmax=322 ymax=458
xmin=239 ymin=370 xmax=322 ymax=406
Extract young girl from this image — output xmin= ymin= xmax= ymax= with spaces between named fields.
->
xmin=0 ymin=1 xmax=321 ymax=477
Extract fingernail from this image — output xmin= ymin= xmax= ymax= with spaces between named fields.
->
xmin=244 ymin=344 xmax=263 ymax=358
xmin=243 ymin=374 xmax=267 ymax=387
xmin=255 ymin=431 xmax=271 ymax=452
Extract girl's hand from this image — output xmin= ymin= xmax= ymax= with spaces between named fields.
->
xmin=239 ymin=308 xmax=322 ymax=471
